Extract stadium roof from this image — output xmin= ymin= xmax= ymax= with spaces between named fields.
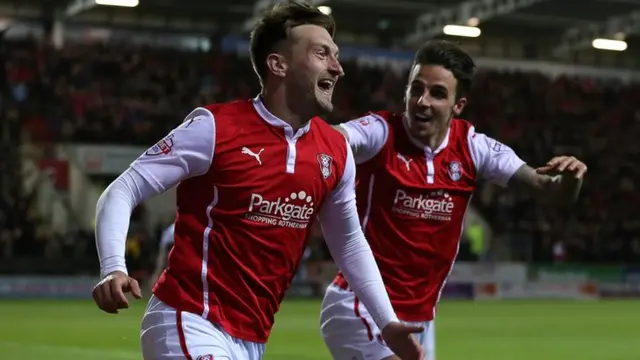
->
xmin=3 ymin=0 xmax=640 ymax=57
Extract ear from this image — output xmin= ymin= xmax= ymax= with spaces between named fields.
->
xmin=453 ymin=97 xmax=467 ymax=116
xmin=266 ymin=53 xmax=287 ymax=78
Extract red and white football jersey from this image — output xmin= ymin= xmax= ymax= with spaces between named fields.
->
xmin=333 ymin=111 xmax=525 ymax=321
xmin=132 ymin=97 xmax=350 ymax=342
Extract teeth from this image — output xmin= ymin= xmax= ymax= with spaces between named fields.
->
xmin=415 ymin=114 xmax=431 ymax=122
xmin=319 ymin=80 xmax=334 ymax=88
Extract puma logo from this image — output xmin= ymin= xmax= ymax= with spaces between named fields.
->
xmin=241 ymin=147 xmax=264 ymax=165
xmin=396 ymin=153 xmax=412 ymax=171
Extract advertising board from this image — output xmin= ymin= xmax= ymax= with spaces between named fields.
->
xmin=0 ymin=276 xmax=99 ymax=299
xmin=474 ymin=281 xmax=598 ymax=300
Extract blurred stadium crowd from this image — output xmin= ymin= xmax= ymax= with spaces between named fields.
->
xmin=1 ymin=38 xmax=638 ymax=276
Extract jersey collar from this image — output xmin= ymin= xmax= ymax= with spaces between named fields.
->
xmin=252 ymin=95 xmax=312 ymax=140
xmin=402 ymin=114 xmax=450 ymax=156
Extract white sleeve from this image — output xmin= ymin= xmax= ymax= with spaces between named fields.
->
xmin=468 ymin=126 xmax=526 ymax=187
xmin=318 ymin=141 xmax=398 ymax=330
xmin=339 ymin=113 xmax=389 ymax=164
xmin=96 ymin=107 xmax=215 ymax=279
xmin=131 ymin=107 xmax=216 ymax=192
xmin=96 ymin=168 xmax=161 ymax=278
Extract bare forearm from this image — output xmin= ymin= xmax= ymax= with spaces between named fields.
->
xmin=508 ymin=164 xmax=582 ymax=203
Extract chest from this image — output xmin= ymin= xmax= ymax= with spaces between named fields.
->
xmin=210 ymin=131 xmax=342 ymax=209
xmin=381 ymin=148 xmax=475 ymax=191
xmin=356 ymin=147 xmax=476 ymax=223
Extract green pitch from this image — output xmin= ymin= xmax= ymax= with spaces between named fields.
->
xmin=1 ymin=298 xmax=638 ymax=359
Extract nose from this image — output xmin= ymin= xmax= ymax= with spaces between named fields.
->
xmin=328 ymin=57 xmax=344 ymax=78
xmin=417 ymin=94 xmax=431 ymax=107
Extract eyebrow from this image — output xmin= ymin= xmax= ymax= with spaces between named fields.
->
xmin=312 ymin=42 xmax=339 ymax=56
xmin=411 ymin=80 xmax=448 ymax=90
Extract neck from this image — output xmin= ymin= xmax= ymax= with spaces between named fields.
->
xmin=261 ymin=86 xmax=307 ymax=131
xmin=404 ymin=116 xmax=448 ymax=151
xmin=419 ymin=130 xmax=448 ymax=151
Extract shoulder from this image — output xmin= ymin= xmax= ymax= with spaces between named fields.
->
xmin=310 ymin=119 xmax=350 ymax=180
xmin=314 ymin=117 xmax=347 ymax=141
xmin=203 ymin=99 xmax=258 ymax=142
xmin=204 ymin=99 xmax=254 ymax=119
xmin=451 ymin=118 xmax=474 ymax=135
xmin=313 ymin=118 xmax=349 ymax=156
xmin=448 ymin=118 xmax=476 ymax=149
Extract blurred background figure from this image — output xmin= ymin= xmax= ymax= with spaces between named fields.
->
xmin=148 ymin=221 xmax=174 ymax=292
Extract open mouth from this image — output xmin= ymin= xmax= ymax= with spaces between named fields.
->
xmin=317 ymin=79 xmax=335 ymax=93
xmin=414 ymin=113 xmax=433 ymax=123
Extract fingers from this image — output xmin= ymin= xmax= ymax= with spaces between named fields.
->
xmin=575 ymin=163 xmax=588 ymax=178
xmin=383 ymin=323 xmax=426 ymax=360
xmin=535 ymin=165 xmax=554 ymax=174
xmin=536 ymin=156 xmax=566 ymax=174
xmin=554 ymin=157 xmax=574 ymax=172
xmin=537 ymin=156 xmax=587 ymax=178
xmin=129 ymin=278 xmax=143 ymax=299
xmin=92 ymin=274 xmax=142 ymax=314
xmin=111 ymin=277 xmax=130 ymax=309
xmin=545 ymin=156 xmax=564 ymax=168
xmin=405 ymin=339 xmax=424 ymax=360
xmin=96 ymin=282 xmax=118 ymax=314
xmin=403 ymin=325 xmax=425 ymax=334
xmin=408 ymin=334 xmax=424 ymax=360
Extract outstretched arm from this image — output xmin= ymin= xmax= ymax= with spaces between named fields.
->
xmin=509 ymin=156 xmax=586 ymax=204
xmin=332 ymin=113 xmax=389 ymax=164
xmin=468 ymin=128 xmax=586 ymax=205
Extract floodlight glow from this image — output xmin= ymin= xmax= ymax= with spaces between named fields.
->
xmin=95 ymin=0 xmax=139 ymax=7
xmin=318 ymin=6 xmax=332 ymax=15
xmin=443 ymin=25 xmax=481 ymax=38
xmin=592 ymin=38 xmax=627 ymax=51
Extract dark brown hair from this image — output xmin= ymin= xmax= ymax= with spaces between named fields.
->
xmin=413 ymin=40 xmax=476 ymax=99
xmin=250 ymin=1 xmax=336 ymax=85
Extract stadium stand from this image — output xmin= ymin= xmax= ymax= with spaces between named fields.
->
xmin=1 ymin=35 xmax=639 ymax=273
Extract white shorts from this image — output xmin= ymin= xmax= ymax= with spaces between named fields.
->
xmin=320 ymin=285 xmax=435 ymax=360
xmin=140 ymin=295 xmax=266 ymax=360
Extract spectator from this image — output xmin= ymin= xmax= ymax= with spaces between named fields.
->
xmin=2 ymin=38 xmax=638 ymax=274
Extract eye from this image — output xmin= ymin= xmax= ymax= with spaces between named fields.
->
xmin=430 ymin=88 xmax=448 ymax=99
xmin=409 ymin=84 xmax=423 ymax=97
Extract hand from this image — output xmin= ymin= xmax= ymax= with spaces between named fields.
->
xmin=381 ymin=322 xmax=425 ymax=360
xmin=535 ymin=155 xmax=587 ymax=179
xmin=92 ymin=271 xmax=142 ymax=314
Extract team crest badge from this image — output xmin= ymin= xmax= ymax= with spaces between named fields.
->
xmin=196 ymin=355 xmax=214 ymax=360
xmin=145 ymin=134 xmax=175 ymax=156
xmin=448 ymin=161 xmax=462 ymax=181
xmin=317 ymin=153 xmax=333 ymax=180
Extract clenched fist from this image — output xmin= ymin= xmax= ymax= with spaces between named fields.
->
xmin=92 ymin=271 xmax=142 ymax=314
